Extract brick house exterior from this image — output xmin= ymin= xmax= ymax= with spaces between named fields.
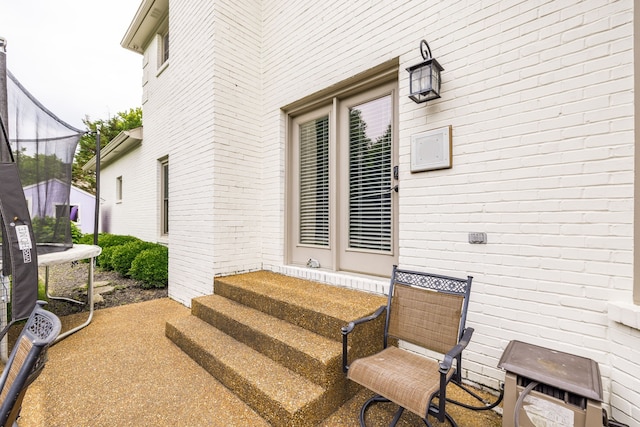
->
xmin=115 ymin=0 xmax=640 ymax=422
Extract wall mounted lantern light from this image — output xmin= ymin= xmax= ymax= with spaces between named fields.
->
xmin=406 ymin=40 xmax=444 ymax=103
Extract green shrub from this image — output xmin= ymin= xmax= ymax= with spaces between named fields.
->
xmin=38 ymin=279 xmax=47 ymax=300
xmin=78 ymin=234 xmax=141 ymax=266
xmin=31 ymin=216 xmax=76 ymax=243
xmin=111 ymin=241 xmax=158 ymax=277
xmin=98 ymin=234 xmax=141 ymax=248
xmin=97 ymin=245 xmax=118 ymax=270
xmin=77 ymin=233 xmax=94 ymax=245
xmin=31 ymin=216 xmax=61 ymax=242
xmin=130 ymin=246 xmax=168 ymax=289
xmin=70 ymin=222 xmax=83 ymax=243
xmin=78 ymin=233 xmax=140 ymax=247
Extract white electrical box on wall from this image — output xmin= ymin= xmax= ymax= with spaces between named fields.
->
xmin=410 ymin=125 xmax=452 ymax=172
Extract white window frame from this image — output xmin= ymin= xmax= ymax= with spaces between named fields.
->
xmin=116 ymin=176 xmax=123 ymax=203
xmin=54 ymin=204 xmax=80 ymax=224
xmin=159 ymin=157 xmax=169 ymax=236
xmin=157 ymin=17 xmax=169 ymax=74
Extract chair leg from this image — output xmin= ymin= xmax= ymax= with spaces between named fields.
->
xmin=441 ymin=411 xmax=458 ymax=427
xmin=389 ymin=406 xmax=404 ymax=427
xmin=423 ymin=408 xmax=458 ymax=427
xmin=360 ymin=395 xmax=386 ymax=426
xmin=359 ymin=394 xmax=460 ymax=427
xmin=359 ymin=395 xmax=405 ymax=427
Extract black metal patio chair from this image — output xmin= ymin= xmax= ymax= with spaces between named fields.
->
xmin=0 ymin=301 xmax=61 ymax=427
xmin=341 ymin=266 xmax=501 ymax=426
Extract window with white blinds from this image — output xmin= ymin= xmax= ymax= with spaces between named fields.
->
xmin=348 ymin=95 xmax=392 ymax=251
xmin=299 ymin=116 xmax=330 ymax=246
xmin=161 ymin=159 xmax=169 ymax=235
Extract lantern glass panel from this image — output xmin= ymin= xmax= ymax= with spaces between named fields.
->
xmin=407 ymin=55 xmax=443 ymax=103
xmin=412 ymin=63 xmax=433 ymax=96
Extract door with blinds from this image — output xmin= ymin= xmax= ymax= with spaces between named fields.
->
xmin=288 ymin=83 xmax=398 ymax=276
xmin=338 ymin=86 xmax=398 ymax=276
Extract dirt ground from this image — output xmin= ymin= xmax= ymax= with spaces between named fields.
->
xmin=41 ymin=261 xmax=168 ymax=317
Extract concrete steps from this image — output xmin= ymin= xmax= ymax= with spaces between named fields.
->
xmin=166 ymin=271 xmax=387 ymax=427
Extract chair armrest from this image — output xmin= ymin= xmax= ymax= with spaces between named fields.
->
xmin=341 ymin=305 xmax=387 ymax=373
xmin=341 ymin=305 xmax=387 ymax=336
xmin=439 ymin=327 xmax=474 ymax=374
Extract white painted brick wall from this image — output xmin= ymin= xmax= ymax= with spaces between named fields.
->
xmin=162 ymin=0 xmax=216 ymax=305
xmin=97 ymin=39 xmax=163 ymax=242
xmin=258 ymin=0 xmax=638 ymax=421
xmin=149 ymin=0 xmax=264 ymax=305
xmin=128 ymin=0 xmax=638 ymax=420
xmin=608 ymin=316 xmax=640 ymax=424
xmin=99 ymin=147 xmax=146 ymax=237
xmin=98 ymin=42 xmax=166 ymax=244
xmin=209 ymin=0 xmax=263 ymax=276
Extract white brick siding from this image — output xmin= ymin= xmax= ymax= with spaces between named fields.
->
xmin=261 ymin=0 xmax=637 ymax=420
xmin=125 ymin=0 xmax=639 ymax=421
xmin=141 ymin=0 xmax=264 ymax=305
xmin=209 ymin=0 xmax=263 ymax=275
xmin=161 ymin=0 xmax=216 ymax=305
xmin=99 ymin=146 xmax=145 ymax=237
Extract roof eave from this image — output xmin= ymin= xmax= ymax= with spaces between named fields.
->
xmin=121 ymin=0 xmax=169 ymax=54
xmin=82 ymin=127 xmax=143 ymax=172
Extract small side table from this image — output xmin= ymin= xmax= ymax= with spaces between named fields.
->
xmin=39 ymin=244 xmax=102 ymax=343
xmin=498 ymin=340 xmax=603 ymax=427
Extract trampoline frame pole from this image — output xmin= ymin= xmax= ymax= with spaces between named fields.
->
xmin=0 ymin=37 xmax=10 ymax=163
xmin=0 ymin=36 xmax=8 ymax=362
xmin=93 ymin=129 xmax=100 ymax=246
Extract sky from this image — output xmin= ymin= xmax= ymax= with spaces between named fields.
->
xmin=0 ymin=0 xmax=143 ymax=130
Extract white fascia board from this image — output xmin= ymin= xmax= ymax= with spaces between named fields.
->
xmin=121 ymin=0 xmax=169 ymax=54
xmin=83 ymin=127 xmax=143 ymax=172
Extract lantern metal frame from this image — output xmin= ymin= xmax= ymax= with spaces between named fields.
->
xmin=406 ymin=40 xmax=444 ymax=103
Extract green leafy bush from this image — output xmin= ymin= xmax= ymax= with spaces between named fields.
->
xmin=31 ymin=216 xmax=60 ymax=242
xmin=99 ymin=234 xmax=141 ymax=248
xmin=31 ymin=216 xmax=74 ymax=243
xmin=75 ymin=233 xmax=168 ymax=287
xmin=77 ymin=233 xmax=94 ymax=245
xmin=111 ymin=241 xmax=158 ymax=277
xmin=97 ymin=245 xmax=118 ymax=270
xmin=130 ymin=246 xmax=168 ymax=289
xmin=70 ymin=222 xmax=83 ymax=243
xmin=78 ymin=234 xmax=141 ymax=266
xmin=78 ymin=233 xmax=140 ymax=247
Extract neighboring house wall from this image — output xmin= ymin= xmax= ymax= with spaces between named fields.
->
xmin=23 ymin=181 xmax=95 ymax=235
xmin=126 ymin=0 xmax=639 ymax=422
xmin=69 ymin=186 xmax=96 ymax=235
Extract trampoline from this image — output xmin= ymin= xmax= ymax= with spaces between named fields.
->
xmin=1 ymin=38 xmax=99 ymax=349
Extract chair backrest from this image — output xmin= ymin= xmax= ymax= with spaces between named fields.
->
xmin=384 ymin=266 xmax=472 ymax=354
xmin=0 ymin=301 xmax=61 ymax=427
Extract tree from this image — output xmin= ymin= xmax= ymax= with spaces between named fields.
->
xmin=15 ymin=148 xmax=69 ymax=186
xmin=73 ymin=107 xmax=142 ymax=193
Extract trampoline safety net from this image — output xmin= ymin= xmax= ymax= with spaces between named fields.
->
xmin=2 ymin=70 xmax=83 ymax=255
xmin=1 ymin=60 xmax=83 ymax=321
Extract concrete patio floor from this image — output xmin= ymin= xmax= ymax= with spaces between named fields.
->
xmin=16 ymin=298 xmax=501 ymax=426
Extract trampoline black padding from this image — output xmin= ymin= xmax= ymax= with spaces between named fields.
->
xmin=0 ymin=162 xmax=38 ymax=320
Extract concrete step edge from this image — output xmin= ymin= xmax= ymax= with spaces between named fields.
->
xmin=192 ymin=295 xmax=345 ymax=387
xmin=213 ymin=279 xmax=349 ymax=341
xmin=167 ymin=315 xmax=333 ymax=427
